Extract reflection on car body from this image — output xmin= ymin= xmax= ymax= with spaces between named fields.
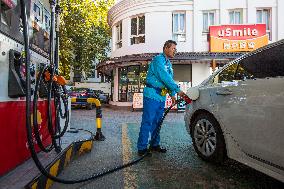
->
xmin=184 ymin=39 xmax=284 ymax=182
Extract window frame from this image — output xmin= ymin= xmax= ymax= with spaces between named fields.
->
xmin=256 ymin=8 xmax=272 ymax=41
xmin=130 ymin=15 xmax=145 ymax=45
xmin=118 ymin=65 xmax=148 ymax=102
xmin=115 ymin=21 xmax=122 ymax=49
xmin=43 ymin=8 xmax=51 ymax=32
xmin=202 ymin=11 xmax=215 ymax=33
xmin=172 ymin=12 xmax=186 ymax=42
xmin=229 ymin=9 xmax=242 ymax=24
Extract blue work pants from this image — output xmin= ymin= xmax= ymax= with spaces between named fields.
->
xmin=137 ymin=97 xmax=165 ymax=150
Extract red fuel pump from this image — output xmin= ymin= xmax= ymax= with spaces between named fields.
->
xmin=0 ymin=0 xmax=67 ymax=176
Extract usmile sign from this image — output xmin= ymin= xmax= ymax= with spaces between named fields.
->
xmin=209 ymin=24 xmax=268 ymax=52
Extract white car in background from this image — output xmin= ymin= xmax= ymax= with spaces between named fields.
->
xmin=184 ymin=39 xmax=284 ymax=182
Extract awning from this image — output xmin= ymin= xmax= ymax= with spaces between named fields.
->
xmin=97 ymin=52 xmax=245 ymax=75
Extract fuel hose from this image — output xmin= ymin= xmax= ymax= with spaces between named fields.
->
xmin=21 ymin=0 xmax=192 ymax=184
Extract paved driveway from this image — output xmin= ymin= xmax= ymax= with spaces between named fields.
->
xmin=52 ymin=107 xmax=284 ymax=189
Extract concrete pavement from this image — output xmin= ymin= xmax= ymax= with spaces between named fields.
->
xmin=1 ymin=106 xmax=282 ymax=189
xmin=51 ymin=107 xmax=283 ymax=189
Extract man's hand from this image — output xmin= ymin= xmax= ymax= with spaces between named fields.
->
xmin=171 ymin=96 xmax=176 ymax=105
xmin=177 ymin=91 xmax=186 ymax=98
xmin=171 ymin=91 xmax=186 ymax=104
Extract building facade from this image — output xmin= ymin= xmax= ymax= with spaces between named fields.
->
xmin=97 ymin=0 xmax=284 ymax=107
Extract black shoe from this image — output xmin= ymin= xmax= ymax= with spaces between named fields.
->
xmin=138 ymin=149 xmax=149 ymax=156
xmin=150 ymin=145 xmax=167 ymax=153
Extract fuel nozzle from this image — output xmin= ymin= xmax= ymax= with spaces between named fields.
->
xmin=183 ymin=95 xmax=192 ymax=104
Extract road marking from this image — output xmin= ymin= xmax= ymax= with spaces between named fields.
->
xmin=122 ymin=123 xmax=138 ymax=189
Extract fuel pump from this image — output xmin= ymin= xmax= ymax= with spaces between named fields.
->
xmin=0 ymin=0 xmax=69 ymax=176
xmin=1 ymin=0 xmax=193 ymax=184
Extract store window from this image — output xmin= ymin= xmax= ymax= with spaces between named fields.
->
xmin=118 ymin=65 xmax=148 ymax=102
xmin=203 ymin=11 xmax=215 ymax=33
xmin=127 ymin=66 xmax=140 ymax=102
xmin=130 ymin=15 xmax=145 ymax=45
xmin=115 ymin=22 xmax=122 ymax=49
xmin=118 ymin=67 xmax=128 ymax=101
xmin=229 ymin=9 xmax=242 ymax=24
xmin=139 ymin=64 xmax=147 ymax=92
xmin=257 ymin=9 xmax=271 ymax=40
xmin=172 ymin=12 xmax=186 ymax=42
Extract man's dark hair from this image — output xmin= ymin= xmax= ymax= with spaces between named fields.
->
xmin=163 ymin=40 xmax=177 ymax=51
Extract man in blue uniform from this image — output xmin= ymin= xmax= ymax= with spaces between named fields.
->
xmin=137 ymin=40 xmax=186 ymax=156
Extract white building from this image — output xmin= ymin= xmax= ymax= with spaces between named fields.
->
xmin=97 ymin=0 xmax=284 ymax=107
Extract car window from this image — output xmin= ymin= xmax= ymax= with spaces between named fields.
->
xmin=236 ymin=42 xmax=284 ymax=79
xmin=212 ymin=63 xmax=238 ymax=84
xmin=234 ymin=62 xmax=255 ymax=81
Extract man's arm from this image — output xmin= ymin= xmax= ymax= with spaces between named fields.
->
xmin=152 ymin=56 xmax=180 ymax=94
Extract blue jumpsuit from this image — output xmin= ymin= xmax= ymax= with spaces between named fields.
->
xmin=137 ymin=53 xmax=180 ymax=150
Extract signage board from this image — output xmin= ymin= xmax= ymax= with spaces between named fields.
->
xmin=132 ymin=93 xmax=143 ymax=109
xmin=209 ymin=24 xmax=268 ymax=52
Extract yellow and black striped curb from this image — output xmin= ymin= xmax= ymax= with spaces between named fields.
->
xmin=25 ymin=139 xmax=93 ymax=189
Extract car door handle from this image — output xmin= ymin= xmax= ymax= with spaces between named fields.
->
xmin=216 ymin=89 xmax=233 ymax=95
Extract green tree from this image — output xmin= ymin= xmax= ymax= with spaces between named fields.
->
xmin=59 ymin=0 xmax=114 ymax=80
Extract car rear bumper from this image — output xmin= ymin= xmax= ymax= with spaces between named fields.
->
xmin=71 ymin=97 xmax=90 ymax=107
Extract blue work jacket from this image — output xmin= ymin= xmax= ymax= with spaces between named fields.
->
xmin=143 ymin=53 xmax=180 ymax=102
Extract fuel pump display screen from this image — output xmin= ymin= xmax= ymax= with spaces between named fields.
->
xmin=1 ymin=0 xmax=17 ymax=9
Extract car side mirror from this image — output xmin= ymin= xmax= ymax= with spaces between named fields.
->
xmin=186 ymin=86 xmax=200 ymax=100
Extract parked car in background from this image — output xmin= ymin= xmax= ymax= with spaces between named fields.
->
xmin=184 ymin=39 xmax=284 ymax=182
xmin=96 ymin=91 xmax=109 ymax=104
xmin=89 ymin=90 xmax=108 ymax=104
xmin=70 ymin=88 xmax=97 ymax=109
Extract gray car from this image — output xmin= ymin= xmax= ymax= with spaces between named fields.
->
xmin=184 ymin=39 xmax=284 ymax=182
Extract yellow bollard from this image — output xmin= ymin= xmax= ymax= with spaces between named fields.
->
xmin=71 ymin=97 xmax=76 ymax=103
xmin=88 ymin=98 xmax=105 ymax=141
xmin=96 ymin=118 xmax=102 ymax=129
